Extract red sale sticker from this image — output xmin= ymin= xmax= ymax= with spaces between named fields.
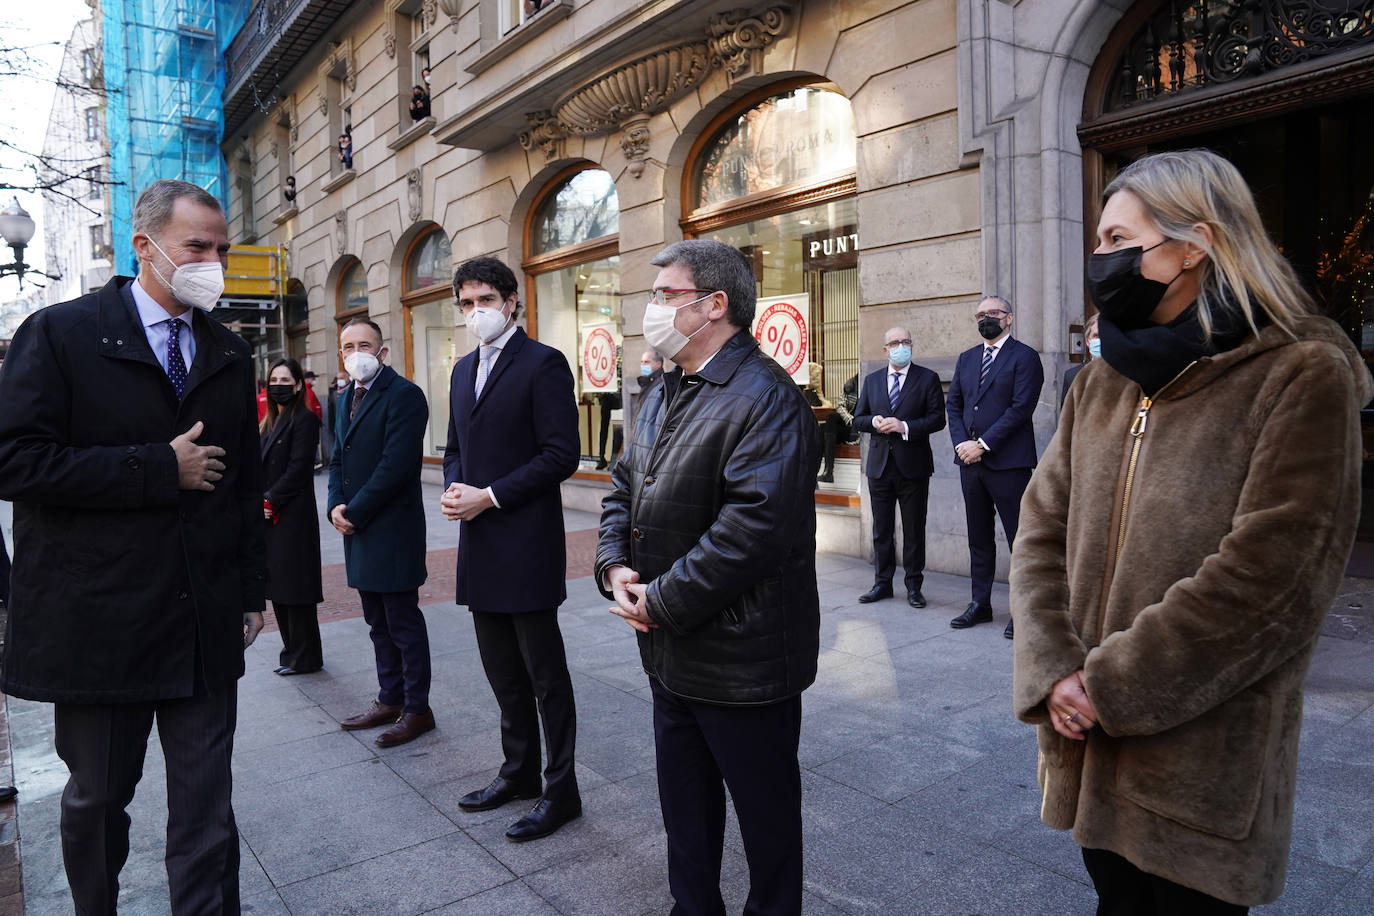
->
xmin=753 ymin=299 xmax=808 ymax=378
xmin=582 ymin=326 xmax=617 ymax=389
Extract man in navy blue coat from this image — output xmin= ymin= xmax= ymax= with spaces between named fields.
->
xmin=328 ymin=318 xmax=434 ymax=746
xmin=853 ymin=326 xmax=946 ymax=608
xmin=441 ymin=257 xmax=582 ymax=842
xmin=946 ymin=296 xmax=1044 ymax=639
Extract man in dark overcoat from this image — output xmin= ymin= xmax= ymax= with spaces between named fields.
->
xmin=946 ymin=295 xmax=1045 ymax=638
xmin=0 ymin=179 xmax=265 ymax=913
xmin=328 ymin=318 xmax=433 ymax=747
xmin=441 ymin=257 xmax=582 ymax=842
xmin=853 ymin=326 xmax=946 ymax=608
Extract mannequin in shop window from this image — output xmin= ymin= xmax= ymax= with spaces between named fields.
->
xmin=409 ymin=85 xmax=431 ymax=121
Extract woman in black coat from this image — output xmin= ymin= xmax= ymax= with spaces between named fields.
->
xmin=262 ymin=358 xmax=325 ymax=674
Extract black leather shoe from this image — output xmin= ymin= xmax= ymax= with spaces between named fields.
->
xmin=458 ymin=776 xmax=542 ymax=812
xmin=1004 ymin=619 xmax=1014 ymax=640
xmin=818 ymin=471 xmax=834 ymax=483
xmin=506 ymin=797 xmax=582 ymax=843
xmin=858 ymin=584 xmax=893 ymax=604
xmin=950 ymin=602 xmax=993 ymax=629
xmin=907 ymin=589 xmax=926 ymax=608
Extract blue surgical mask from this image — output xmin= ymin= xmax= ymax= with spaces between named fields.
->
xmin=887 ymin=344 xmax=911 ymax=368
xmin=640 ymin=364 xmax=653 ymax=377
xmin=1087 ymin=338 xmax=1102 ymax=359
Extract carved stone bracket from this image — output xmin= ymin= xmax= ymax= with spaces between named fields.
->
xmin=707 ymin=6 xmax=791 ymax=80
xmin=518 ymin=110 xmax=567 ymax=161
xmin=436 ymin=0 xmax=461 ymax=33
xmin=334 ymin=211 xmax=348 ymax=256
xmin=383 ymin=0 xmax=399 ymax=59
xmin=517 ymin=4 xmax=793 ymax=176
xmin=318 ymin=38 xmax=356 ymax=94
xmin=406 ymin=167 xmax=423 ymax=222
xmin=422 ymin=0 xmax=438 ymax=31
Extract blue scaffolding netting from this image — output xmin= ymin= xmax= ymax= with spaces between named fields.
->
xmin=104 ymin=0 xmax=250 ymax=274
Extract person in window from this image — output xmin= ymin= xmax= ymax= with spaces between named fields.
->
xmin=260 ymin=358 xmax=324 ymax=676
xmin=421 ymin=67 xmax=431 ymax=87
xmin=818 ymin=372 xmax=858 ymax=483
xmin=408 ymin=85 xmax=431 ymax=121
xmin=283 ymin=175 xmax=296 ymax=205
xmin=338 ymin=129 xmax=353 ymax=170
xmin=1013 ymin=148 xmax=1371 ymax=914
xmin=524 ymin=0 xmax=546 ymax=17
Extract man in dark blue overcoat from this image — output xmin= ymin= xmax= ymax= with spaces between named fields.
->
xmin=328 ymin=317 xmax=434 ymax=746
xmin=441 ymin=257 xmax=582 ymax=842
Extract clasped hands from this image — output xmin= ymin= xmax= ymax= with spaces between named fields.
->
xmin=955 ymin=439 xmax=985 ymax=465
xmin=605 ymin=565 xmax=656 ymax=633
xmin=1049 ymin=669 xmax=1098 ymax=741
xmin=869 ymin=415 xmax=905 ymax=436
xmin=440 ymin=482 xmax=494 ymax=521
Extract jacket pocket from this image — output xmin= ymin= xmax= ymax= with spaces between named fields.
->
xmin=1114 ymin=688 xmax=1272 ymax=840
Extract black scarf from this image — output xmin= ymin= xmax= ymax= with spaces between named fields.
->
xmin=1099 ymin=298 xmax=1263 ymax=397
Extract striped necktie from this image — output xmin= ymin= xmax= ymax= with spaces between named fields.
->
xmin=888 ymin=371 xmax=900 ymax=411
xmin=979 ymin=345 xmax=995 ymax=387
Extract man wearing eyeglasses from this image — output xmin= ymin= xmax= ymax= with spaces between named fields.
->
xmin=946 ymin=296 xmax=1044 ymax=639
xmin=853 ymin=328 xmax=946 ymax=608
xmin=597 ymin=240 xmax=820 ymax=915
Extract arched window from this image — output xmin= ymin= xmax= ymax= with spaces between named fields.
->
xmin=524 ymin=165 xmax=621 ymax=472
xmin=401 ymin=226 xmax=454 ymax=460
xmin=335 ymin=258 xmax=368 ymax=325
xmin=683 ymin=81 xmax=860 ymax=496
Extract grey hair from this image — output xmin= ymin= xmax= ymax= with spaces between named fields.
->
xmin=643 ymin=348 xmax=664 ymax=365
xmin=132 ymin=179 xmax=222 ymax=237
xmin=650 ymin=240 xmax=757 ymax=330
xmin=980 ymin=295 xmax=1013 ymax=313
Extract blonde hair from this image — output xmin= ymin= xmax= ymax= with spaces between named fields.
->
xmin=1103 ymin=149 xmax=1313 ymax=339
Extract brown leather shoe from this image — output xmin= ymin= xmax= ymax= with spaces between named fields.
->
xmin=375 ymin=710 xmax=436 ymax=748
xmin=339 ymin=700 xmax=402 ymax=731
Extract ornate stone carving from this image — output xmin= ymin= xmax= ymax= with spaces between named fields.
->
xmin=553 ymin=41 xmax=712 ymax=135
xmin=619 ymin=113 xmax=652 ymax=179
xmin=422 ymin=0 xmax=438 ymax=30
xmin=268 ymin=139 xmax=279 ymax=161
xmin=334 ymin=211 xmax=347 ymax=256
xmin=406 ymin=168 xmax=423 ymax=222
xmin=319 ymin=39 xmax=356 ymax=94
xmin=707 ymin=6 xmax=791 ymax=79
xmin=518 ymin=110 xmax=566 ymax=161
xmin=317 ymin=91 xmax=328 ymax=116
xmin=384 ymin=24 xmax=397 ymax=58
xmin=436 ymin=0 xmax=461 ymax=32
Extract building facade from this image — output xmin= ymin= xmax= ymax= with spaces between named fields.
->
xmin=41 ymin=13 xmax=113 ymax=306
xmin=222 ymin=0 xmax=1374 ymax=569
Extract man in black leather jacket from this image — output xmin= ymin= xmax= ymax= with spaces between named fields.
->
xmin=596 ymin=240 xmax=820 ymax=915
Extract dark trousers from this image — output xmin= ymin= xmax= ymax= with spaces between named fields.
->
xmin=821 ymin=414 xmax=852 ymax=475
xmin=358 ymin=588 xmax=431 ymax=714
xmin=867 ymin=463 xmax=929 ymax=592
xmin=1082 ymin=848 xmax=1249 ymax=916
xmin=472 ymin=609 xmax=579 ymax=802
xmin=651 ymin=678 xmax=803 ymax=916
xmin=273 ymin=600 xmax=323 ymax=671
xmin=959 ymin=463 xmax=1033 ymax=608
xmin=54 ymin=689 xmax=239 ymax=915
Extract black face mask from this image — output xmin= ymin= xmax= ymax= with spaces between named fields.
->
xmin=1085 ymin=240 xmax=1182 ymax=329
xmin=977 ymin=316 xmax=1004 ymax=340
xmin=268 ymin=384 xmax=297 ymax=405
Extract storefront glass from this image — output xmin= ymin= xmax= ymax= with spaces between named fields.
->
xmin=405 ymin=231 xmax=452 ymax=291
xmin=403 ymin=228 xmax=457 ymax=459
xmin=528 ymin=168 xmax=621 ymax=469
xmin=339 ymin=260 xmax=368 ymax=313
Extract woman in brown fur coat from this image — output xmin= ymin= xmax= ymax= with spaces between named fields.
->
xmin=1012 ymin=149 xmax=1371 ymax=914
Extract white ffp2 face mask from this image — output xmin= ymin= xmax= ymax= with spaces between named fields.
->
xmin=466 ymin=306 xmax=510 ymax=344
xmin=146 ymin=236 xmax=225 ymax=311
xmin=343 ymin=351 xmax=381 ymax=383
xmin=642 ymin=294 xmax=712 ymax=360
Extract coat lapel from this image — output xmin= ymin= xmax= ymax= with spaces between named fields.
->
xmin=343 ymin=365 xmax=394 ymax=443
xmin=180 ymin=310 xmax=238 ymax=403
xmin=99 ymin=279 xmax=163 ymax=371
xmin=261 ymin=412 xmax=291 ymax=458
xmin=472 ymin=327 xmax=527 ymax=412
xmin=974 ymin=339 xmax=1014 ymax=402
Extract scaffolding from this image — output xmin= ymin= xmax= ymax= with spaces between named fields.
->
xmin=104 ymin=0 xmax=251 ymax=274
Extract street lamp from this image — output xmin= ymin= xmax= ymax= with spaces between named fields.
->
xmin=0 ymin=197 xmax=37 ymax=288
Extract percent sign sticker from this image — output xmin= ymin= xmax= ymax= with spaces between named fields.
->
xmin=754 ymin=301 xmax=808 ymax=377
xmin=583 ymin=326 xmax=617 ymax=389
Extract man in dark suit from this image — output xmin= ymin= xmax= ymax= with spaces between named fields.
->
xmin=0 ymin=179 xmax=265 ymax=912
xmin=854 ymin=327 xmax=946 ymax=608
xmin=946 ymin=296 xmax=1044 ymax=638
xmin=441 ymin=257 xmax=582 ymax=842
xmin=328 ymin=318 xmax=434 ymax=747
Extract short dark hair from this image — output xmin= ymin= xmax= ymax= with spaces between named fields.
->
xmin=341 ymin=317 xmax=383 ymax=346
xmin=454 ymin=256 xmax=518 ymax=302
xmin=980 ymin=295 xmax=1013 ymax=313
xmin=650 ymin=240 xmax=757 ymax=330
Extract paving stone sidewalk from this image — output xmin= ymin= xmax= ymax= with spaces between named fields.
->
xmin=5 ymin=486 xmax=1374 ymax=914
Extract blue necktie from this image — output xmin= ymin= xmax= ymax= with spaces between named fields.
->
xmin=888 ymin=372 xmax=900 ymax=411
xmin=167 ymin=317 xmax=188 ymax=399
xmin=979 ymin=345 xmax=994 ymax=387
